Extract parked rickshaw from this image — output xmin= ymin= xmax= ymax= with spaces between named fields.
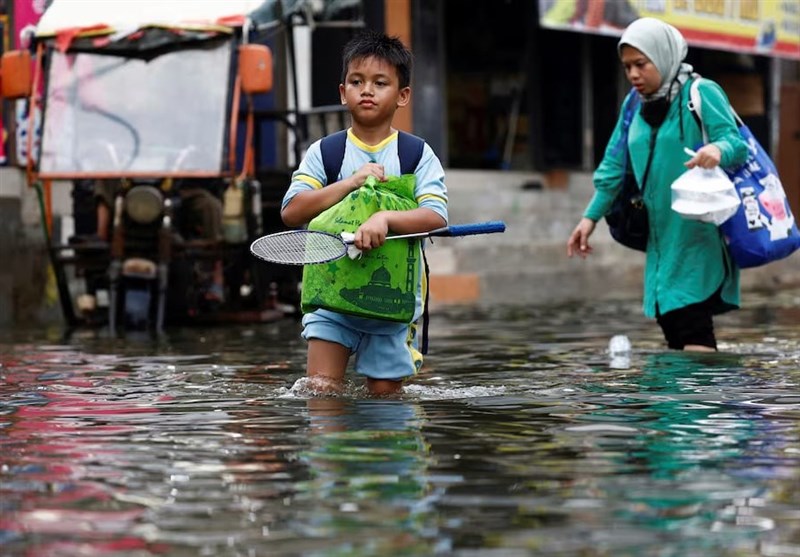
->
xmin=0 ymin=0 xmax=350 ymax=334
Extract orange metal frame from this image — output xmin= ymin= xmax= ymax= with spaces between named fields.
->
xmin=25 ymin=40 xmax=253 ymax=235
xmin=0 ymin=16 xmax=9 ymax=53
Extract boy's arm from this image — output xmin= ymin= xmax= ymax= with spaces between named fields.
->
xmin=281 ymin=175 xmax=360 ymax=228
xmin=355 ymin=207 xmax=446 ymax=251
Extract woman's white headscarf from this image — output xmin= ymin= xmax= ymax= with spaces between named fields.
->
xmin=618 ymin=17 xmax=694 ymax=102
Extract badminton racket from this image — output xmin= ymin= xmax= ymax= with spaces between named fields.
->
xmin=250 ymin=221 xmax=506 ymax=265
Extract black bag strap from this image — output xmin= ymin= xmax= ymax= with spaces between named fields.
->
xmin=320 ymin=130 xmax=425 ymax=185
xmin=640 ymin=127 xmax=659 ymax=193
xmin=420 ymin=249 xmax=431 ymax=354
xmin=396 ymin=131 xmax=428 ymax=352
xmin=618 ymin=90 xmax=662 ymax=194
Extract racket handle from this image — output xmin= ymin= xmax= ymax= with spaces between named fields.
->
xmin=434 ymin=221 xmax=506 ymax=237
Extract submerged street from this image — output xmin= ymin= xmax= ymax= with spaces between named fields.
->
xmin=2 ymin=290 xmax=799 ymax=556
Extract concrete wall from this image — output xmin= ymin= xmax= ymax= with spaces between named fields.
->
xmin=427 ymin=169 xmax=800 ymax=308
xmin=0 ymin=167 xmax=59 ymax=327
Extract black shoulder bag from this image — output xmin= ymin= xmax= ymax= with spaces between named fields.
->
xmin=605 ymin=167 xmax=648 ymax=251
xmin=604 ymin=91 xmax=657 ymax=252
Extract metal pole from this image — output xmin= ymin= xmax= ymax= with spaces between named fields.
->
xmin=581 ymin=34 xmax=594 ymax=172
xmin=769 ymin=57 xmax=781 ymax=158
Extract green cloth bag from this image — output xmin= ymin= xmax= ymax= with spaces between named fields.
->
xmin=301 ymin=175 xmax=421 ymax=322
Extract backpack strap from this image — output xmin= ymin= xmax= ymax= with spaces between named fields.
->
xmin=397 ymin=130 xmax=425 ymax=175
xmin=320 ymin=129 xmax=425 ymax=185
xmin=320 ymin=130 xmax=348 ymax=186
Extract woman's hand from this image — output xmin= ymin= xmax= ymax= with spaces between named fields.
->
xmin=567 ymin=217 xmax=597 ymax=259
xmin=685 ymin=144 xmax=722 ymax=169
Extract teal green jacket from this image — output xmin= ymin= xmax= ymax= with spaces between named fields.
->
xmin=585 ymin=78 xmax=748 ymax=318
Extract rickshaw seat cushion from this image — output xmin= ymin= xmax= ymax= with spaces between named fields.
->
xmin=122 ymin=258 xmax=157 ymax=279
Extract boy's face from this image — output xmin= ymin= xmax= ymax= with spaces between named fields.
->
xmin=339 ymin=56 xmax=410 ymax=128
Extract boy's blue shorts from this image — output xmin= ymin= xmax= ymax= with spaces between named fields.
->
xmin=301 ymin=311 xmax=423 ymax=381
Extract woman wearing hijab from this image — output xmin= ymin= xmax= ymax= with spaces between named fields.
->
xmin=567 ymin=17 xmax=748 ymax=351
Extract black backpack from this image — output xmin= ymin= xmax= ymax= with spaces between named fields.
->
xmin=320 ymin=129 xmax=424 ymax=183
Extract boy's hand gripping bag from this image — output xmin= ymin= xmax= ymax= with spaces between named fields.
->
xmin=301 ymin=175 xmax=421 ymax=322
xmin=690 ymin=79 xmax=800 ymax=268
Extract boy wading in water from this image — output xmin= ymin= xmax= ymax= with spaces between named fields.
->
xmin=281 ymin=31 xmax=448 ymax=396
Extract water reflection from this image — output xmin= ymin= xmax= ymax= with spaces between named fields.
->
xmin=436 ymin=351 xmax=800 ymax=555
xmin=297 ymin=399 xmax=440 ymax=554
xmin=0 ymin=290 xmax=799 ymax=556
xmin=576 ymin=354 xmax=767 ymax=539
xmin=0 ymin=349 xmax=163 ymax=555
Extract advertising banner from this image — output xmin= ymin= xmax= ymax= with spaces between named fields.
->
xmin=10 ymin=0 xmax=46 ymax=166
xmin=539 ymin=0 xmax=800 ymax=60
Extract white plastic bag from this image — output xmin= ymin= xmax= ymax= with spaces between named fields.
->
xmin=671 ymin=155 xmax=740 ymax=225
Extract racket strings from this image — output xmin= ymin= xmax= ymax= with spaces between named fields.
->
xmin=251 ymin=231 xmax=346 ymax=265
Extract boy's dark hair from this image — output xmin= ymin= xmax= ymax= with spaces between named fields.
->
xmin=340 ymin=30 xmax=413 ymax=89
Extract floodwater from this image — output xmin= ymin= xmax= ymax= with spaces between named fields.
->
xmin=1 ymin=291 xmax=799 ymax=557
